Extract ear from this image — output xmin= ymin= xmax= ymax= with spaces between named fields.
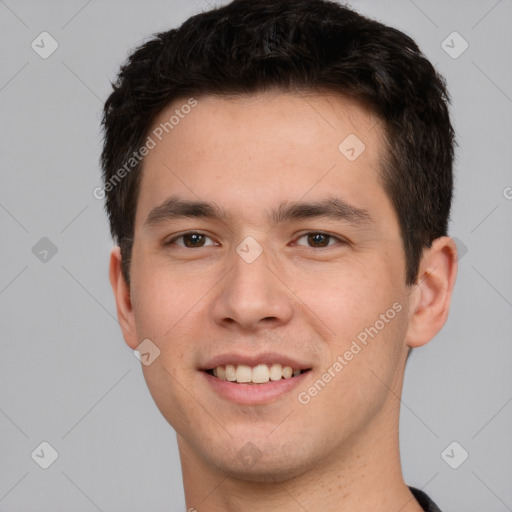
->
xmin=405 ymin=236 xmax=458 ymax=348
xmin=109 ymin=246 xmax=139 ymax=349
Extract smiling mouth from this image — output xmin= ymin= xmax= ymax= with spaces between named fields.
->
xmin=205 ymin=363 xmax=311 ymax=384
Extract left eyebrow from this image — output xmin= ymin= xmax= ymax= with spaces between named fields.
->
xmin=143 ymin=195 xmax=374 ymax=228
xmin=270 ymin=197 xmax=374 ymax=227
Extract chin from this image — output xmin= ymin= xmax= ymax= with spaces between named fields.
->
xmin=201 ymin=438 xmax=321 ymax=484
xmin=219 ymin=457 xmax=311 ymax=484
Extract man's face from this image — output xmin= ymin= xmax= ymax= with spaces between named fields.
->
xmin=127 ymin=91 xmax=413 ymax=480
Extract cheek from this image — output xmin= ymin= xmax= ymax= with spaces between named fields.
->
xmin=130 ymin=248 xmax=212 ymax=341
xmin=296 ymin=257 xmax=398 ymax=332
xmin=131 ymin=263 xmax=206 ymax=431
xmin=297 ymin=256 xmax=408 ymax=388
xmin=298 ymin=280 xmax=408 ymax=433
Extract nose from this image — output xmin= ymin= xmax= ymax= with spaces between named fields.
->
xmin=211 ymin=244 xmax=294 ymax=332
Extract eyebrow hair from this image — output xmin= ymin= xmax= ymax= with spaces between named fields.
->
xmin=144 ymin=196 xmax=228 ymax=227
xmin=270 ymin=197 xmax=373 ymax=226
xmin=143 ymin=195 xmax=374 ymax=228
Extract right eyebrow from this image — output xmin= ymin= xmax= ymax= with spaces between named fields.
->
xmin=144 ymin=196 xmax=230 ymax=227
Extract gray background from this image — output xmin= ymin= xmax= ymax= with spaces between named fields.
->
xmin=1 ymin=0 xmax=511 ymax=510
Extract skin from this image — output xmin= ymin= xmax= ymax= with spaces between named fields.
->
xmin=109 ymin=91 xmax=457 ymax=511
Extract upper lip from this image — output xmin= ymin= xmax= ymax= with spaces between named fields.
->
xmin=200 ymin=352 xmax=312 ymax=371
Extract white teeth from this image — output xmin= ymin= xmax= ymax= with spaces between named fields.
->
xmin=269 ymin=363 xmax=282 ymax=381
xmin=209 ymin=363 xmax=305 ymax=383
xmin=235 ymin=364 xmax=252 ymax=383
xmin=282 ymin=366 xmax=293 ymax=379
xmin=217 ymin=365 xmax=226 ymax=380
xmin=252 ymin=364 xmax=270 ymax=383
xmin=225 ymin=364 xmax=236 ymax=382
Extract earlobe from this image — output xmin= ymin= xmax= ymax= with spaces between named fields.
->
xmin=109 ymin=246 xmax=139 ymax=349
xmin=405 ymin=236 xmax=458 ymax=348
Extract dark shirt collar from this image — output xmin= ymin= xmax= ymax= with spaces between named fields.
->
xmin=409 ymin=487 xmax=443 ymax=512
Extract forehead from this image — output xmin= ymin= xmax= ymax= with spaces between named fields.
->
xmin=135 ymin=91 xmax=391 ymax=230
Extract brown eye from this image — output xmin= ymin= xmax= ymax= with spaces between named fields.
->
xmin=182 ymin=233 xmax=206 ymax=247
xmin=166 ymin=232 xmax=215 ymax=248
xmin=295 ymin=232 xmax=343 ymax=248
xmin=307 ymin=233 xmax=330 ymax=247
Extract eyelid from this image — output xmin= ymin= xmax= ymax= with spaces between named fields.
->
xmin=293 ymin=231 xmax=348 ymax=248
xmin=164 ymin=231 xmax=216 ymax=247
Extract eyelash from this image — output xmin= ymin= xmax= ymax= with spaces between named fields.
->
xmin=164 ymin=231 xmax=347 ymax=249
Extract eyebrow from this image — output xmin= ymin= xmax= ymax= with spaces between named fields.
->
xmin=144 ymin=195 xmax=374 ymax=228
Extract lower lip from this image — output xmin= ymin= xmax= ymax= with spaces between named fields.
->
xmin=201 ymin=371 xmax=310 ymax=405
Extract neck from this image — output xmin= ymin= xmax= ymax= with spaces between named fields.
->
xmin=178 ymin=398 xmax=423 ymax=512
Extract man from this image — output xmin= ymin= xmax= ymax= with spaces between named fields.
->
xmin=102 ymin=0 xmax=457 ymax=510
